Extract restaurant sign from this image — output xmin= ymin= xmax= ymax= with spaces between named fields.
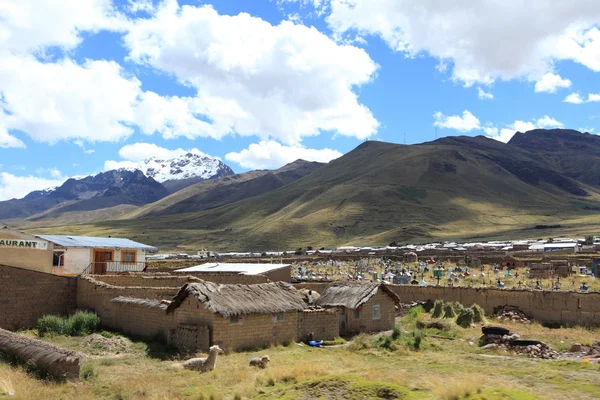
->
xmin=0 ymin=239 xmax=49 ymax=250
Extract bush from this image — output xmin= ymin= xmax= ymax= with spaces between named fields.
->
xmin=80 ymin=363 xmax=98 ymax=381
xmin=431 ymin=300 xmax=444 ymax=318
xmin=391 ymin=325 xmax=401 ymax=340
xmin=37 ymin=311 xmax=100 ymax=337
xmin=379 ymin=335 xmax=397 ymax=352
xmin=470 ymin=304 xmax=486 ymax=323
xmin=37 ymin=315 xmax=68 ymax=337
xmin=455 ymin=308 xmax=475 ymax=328
xmin=66 ymin=311 xmax=100 ymax=336
xmin=451 ymin=302 xmax=465 ymax=314
xmin=442 ymin=303 xmax=456 ymax=319
xmin=347 ymin=334 xmax=373 ymax=351
xmin=413 ymin=330 xmax=423 ymax=351
xmin=408 ymin=305 xmax=425 ymax=320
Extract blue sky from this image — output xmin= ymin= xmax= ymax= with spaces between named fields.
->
xmin=2 ymin=0 xmax=600 ymax=199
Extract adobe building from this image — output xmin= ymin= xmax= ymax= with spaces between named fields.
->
xmin=316 ymin=282 xmax=400 ymax=335
xmin=0 ymin=227 xmax=53 ymax=273
xmin=35 ymin=235 xmax=157 ymax=275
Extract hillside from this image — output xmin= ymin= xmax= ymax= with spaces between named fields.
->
xmin=26 ymin=130 xmax=600 ymax=251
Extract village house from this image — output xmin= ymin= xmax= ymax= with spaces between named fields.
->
xmin=316 ymin=282 xmax=400 ymax=335
xmin=166 ymin=281 xmax=307 ymax=351
xmin=0 ymin=228 xmax=54 ymax=274
xmin=35 ymin=235 xmax=157 ymax=275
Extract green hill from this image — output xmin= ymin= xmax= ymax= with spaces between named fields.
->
xmin=25 ymin=131 xmax=600 ymax=251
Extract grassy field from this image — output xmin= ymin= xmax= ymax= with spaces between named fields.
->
xmin=1 ymin=311 xmax=599 ymax=399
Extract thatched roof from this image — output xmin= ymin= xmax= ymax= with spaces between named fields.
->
xmin=316 ymin=282 xmax=400 ymax=309
xmin=111 ymin=296 xmax=168 ymax=310
xmin=166 ymin=282 xmax=306 ymax=317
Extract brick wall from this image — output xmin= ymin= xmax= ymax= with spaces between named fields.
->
xmin=105 ymin=300 xmax=174 ymax=339
xmin=92 ymin=274 xmax=202 ymax=288
xmin=295 ymin=282 xmax=600 ymax=326
xmin=298 ymin=309 xmax=339 ymax=341
xmin=175 ymin=272 xmax=270 ymax=285
xmin=350 ymin=290 xmax=396 ymax=333
xmin=0 ymin=264 xmax=77 ymax=330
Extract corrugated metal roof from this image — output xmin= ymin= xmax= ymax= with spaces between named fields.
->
xmin=174 ymin=263 xmax=290 ymax=275
xmin=35 ymin=235 xmax=157 ymax=250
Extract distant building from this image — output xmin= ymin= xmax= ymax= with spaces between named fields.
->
xmin=543 ymin=243 xmax=579 ymax=253
xmin=403 ymin=252 xmax=418 ymax=263
xmin=0 ymin=228 xmax=53 ymax=274
xmin=174 ymin=262 xmax=292 ymax=283
xmin=35 ymin=235 xmax=156 ymax=275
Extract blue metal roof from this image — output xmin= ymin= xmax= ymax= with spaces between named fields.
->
xmin=35 ymin=235 xmax=157 ymax=251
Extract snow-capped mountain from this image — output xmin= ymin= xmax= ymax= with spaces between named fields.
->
xmin=137 ymin=152 xmax=234 ymax=182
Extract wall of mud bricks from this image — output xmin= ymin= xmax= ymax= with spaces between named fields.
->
xmin=295 ymin=282 xmax=600 ymax=326
xmin=297 ymin=309 xmax=339 ymax=341
xmin=0 ymin=264 xmax=77 ymax=330
xmin=92 ymin=274 xmax=202 ymax=288
xmin=148 ymin=270 xmax=270 ymax=284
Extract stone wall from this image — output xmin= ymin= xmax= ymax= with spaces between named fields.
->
xmin=295 ymin=282 xmax=600 ymax=326
xmin=297 ymin=309 xmax=339 ymax=341
xmin=0 ymin=264 xmax=76 ymax=329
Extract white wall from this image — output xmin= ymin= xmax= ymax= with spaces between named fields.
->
xmin=62 ymin=248 xmax=92 ymax=275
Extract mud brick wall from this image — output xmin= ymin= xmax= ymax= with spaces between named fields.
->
xmin=171 ymin=324 xmax=210 ymax=353
xmin=0 ymin=264 xmax=77 ymax=330
xmin=298 ymin=310 xmax=339 ymax=341
xmin=351 ymin=290 xmax=396 ymax=333
xmin=76 ymin=277 xmax=179 ymax=321
xmin=295 ymin=282 xmax=600 ymax=326
xmin=102 ymin=299 xmax=173 ymax=339
xmin=92 ymin=274 xmax=201 ymax=288
xmin=174 ymin=272 xmax=270 ymax=285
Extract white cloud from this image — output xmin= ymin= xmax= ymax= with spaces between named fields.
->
xmin=433 ymin=110 xmax=481 ymax=132
xmin=123 ymin=1 xmax=379 ymax=144
xmin=588 ymin=93 xmax=600 ymax=102
xmin=104 ymin=142 xmax=214 ymax=171
xmin=0 ymin=172 xmax=65 ymax=201
xmin=293 ymin=0 xmax=600 ymax=86
xmin=564 ymin=92 xmax=584 ymax=104
xmin=0 ymin=0 xmax=126 ymax=55
xmin=225 ymin=140 xmax=342 ymax=169
xmin=0 ymin=55 xmax=142 ymax=144
xmin=0 ymin=113 xmax=25 ymax=148
xmin=477 ymin=87 xmax=494 ymax=100
xmin=534 ymin=73 xmax=572 ymax=93
xmin=487 ymin=116 xmax=563 ymax=143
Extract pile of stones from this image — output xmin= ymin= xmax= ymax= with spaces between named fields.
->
xmin=480 ymin=326 xmax=559 ymax=359
xmin=495 ymin=306 xmax=530 ymax=323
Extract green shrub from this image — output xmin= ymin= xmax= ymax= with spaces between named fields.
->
xmin=431 ymin=300 xmax=444 ymax=318
xmin=470 ymin=304 xmax=486 ymax=323
xmin=37 ymin=315 xmax=67 ymax=337
xmin=391 ymin=325 xmax=401 ymax=340
xmin=443 ymin=303 xmax=456 ymax=319
xmin=347 ymin=334 xmax=373 ymax=351
xmin=455 ymin=308 xmax=475 ymax=328
xmin=408 ymin=305 xmax=425 ymax=320
xmin=36 ymin=311 xmax=100 ymax=337
xmin=413 ymin=330 xmax=423 ymax=351
xmin=66 ymin=311 xmax=100 ymax=336
xmin=80 ymin=363 xmax=98 ymax=381
xmin=452 ymin=302 xmax=465 ymax=314
xmin=380 ymin=336 xmax=397 ymax=351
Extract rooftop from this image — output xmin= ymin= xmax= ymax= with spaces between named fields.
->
xmin=35 ymin=235 xmax=157 ymax=251
xmin=174 ymin=263 xmax=291 ymax=275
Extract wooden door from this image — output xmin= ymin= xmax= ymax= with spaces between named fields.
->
xmin=93 ymin=250 xmax=113 ymax=274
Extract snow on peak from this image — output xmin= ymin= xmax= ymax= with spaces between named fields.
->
xmin=117 ymin=152 xmax=232 ymax=182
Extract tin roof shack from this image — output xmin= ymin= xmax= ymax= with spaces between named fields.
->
xmin=166 ymin=281 xmax=306 ymax=351
xmin=316 ymin=282 xmax=400 ymax=335
xmin=174 ymin=263 xmax=292 ymax=283
xmin=36 ymin=235 xmax=156 ymax=275
xmin=0 ymin=228 xmax=53 ymax=273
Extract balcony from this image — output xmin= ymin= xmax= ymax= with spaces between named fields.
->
xmin=81 ymin=261 xmax=147 ymax=275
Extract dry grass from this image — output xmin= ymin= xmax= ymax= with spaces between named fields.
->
xmin=1 ymin=320 xmax=600 ymax=399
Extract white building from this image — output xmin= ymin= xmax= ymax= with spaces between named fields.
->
xmin=35 ymin=235 xmax=157 ymax=275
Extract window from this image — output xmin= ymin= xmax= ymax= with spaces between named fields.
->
xmin=353 ymin=309 xmax=360 ymax=320
xmin=121 ymin=251 xmax=136 ymax=263
xmin=272 ymin=312 xmax=285 ymax=322
xmin=373 ymin=304 xmax=381 ymax=321
xmin=52 ymin=251 xmax=64 ymax=267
